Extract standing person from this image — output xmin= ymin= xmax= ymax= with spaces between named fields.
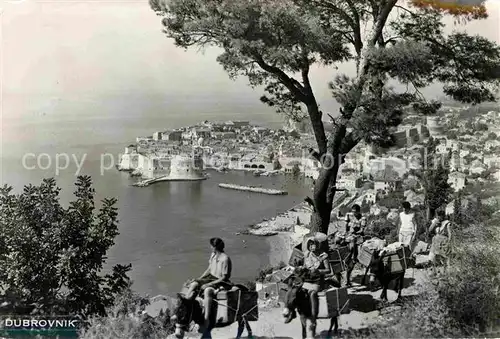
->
xmin=184 ymin=238 xmax=232 ymax=323
xmin=398 ymin=202 xmax=417 ymax=248
xmin=428 ymin=210 xmax=452 ymax=276
xmin=344 ymin=204 xmax=366 ymax=286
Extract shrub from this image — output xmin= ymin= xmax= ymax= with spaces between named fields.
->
xmin=256 ymin=261 xmax=286 ymax=282
xmin=80 ymin=286 xmax=174 ymax=339
xmin=371 ymin=282 xmax=462 ymax=338
xmin=0 ymin=177 xmax=130 ymax=318
xmin=438 ymin=223 xmax=500 ymax=334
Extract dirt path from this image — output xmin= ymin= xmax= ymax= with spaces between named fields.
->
xmin=168 ymin=263 xmax=429 ymax=339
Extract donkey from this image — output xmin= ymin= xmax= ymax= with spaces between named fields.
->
xmin=282 ymin=277 xmax=338 ymax=339
xmin=171 ymin=285 xmax=253 ymax=339
xmin=369 ymin=250 xmax=406 ymax=301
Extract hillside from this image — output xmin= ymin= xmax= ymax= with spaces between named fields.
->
xmin=163 ymin=259 xmax=429 ymax=339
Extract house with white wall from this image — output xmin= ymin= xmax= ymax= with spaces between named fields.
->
xmin=448 ymin=171 xmax=467 ymax=192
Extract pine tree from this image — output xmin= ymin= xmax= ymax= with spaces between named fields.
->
xmin=150 ymin=0 xmax=500 ymax=233
xmin=453 ymin=191 xmax=463 ymax=226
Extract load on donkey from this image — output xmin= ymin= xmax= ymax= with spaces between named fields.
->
xmin=284 ymin=234 xmax=350 ymax=338
xmin=172 ymin=238 xmax=258 ymax=339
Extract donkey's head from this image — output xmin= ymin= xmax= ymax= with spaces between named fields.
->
xmin=282 ymin=276 xmax=309 ymax=324
xmin=172 ymin=293 xmax=201 ymax=338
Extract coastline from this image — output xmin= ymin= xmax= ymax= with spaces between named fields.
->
xmin=246 ymin=202 xmax=313 ymax=235
xmin=267 ymin=228 xmax=310 ymax=267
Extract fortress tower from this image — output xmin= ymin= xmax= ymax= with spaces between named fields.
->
xmin=426 ymin=116 xmax=444 ymax=137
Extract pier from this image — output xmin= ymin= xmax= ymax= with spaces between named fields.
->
xmin=132 ymin=175 xmax=208 ymax=187
xmin=218 ymin=183 xmax=288 ymax=195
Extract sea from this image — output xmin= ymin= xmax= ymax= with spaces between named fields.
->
xmin=0 ymin=110 xmax=311 ymax=297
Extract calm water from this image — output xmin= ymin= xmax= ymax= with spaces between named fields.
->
xmin=0 ymin=116 xmax=310 ymax=297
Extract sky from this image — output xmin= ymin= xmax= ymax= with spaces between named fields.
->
xmin=0 ymin=0 xmax=499 ymax=130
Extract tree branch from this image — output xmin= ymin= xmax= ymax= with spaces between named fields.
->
xmin=296 ymin=51 xmax=328 ymax=154
xmin=369 ymin=0 xmax=398 ymax=47
xmin=344 ymin=0 xmax=363 ymax=54
xmin=253 ymin=55 xmax=308 ymax=103
xmin=312 ymin=0 xmax=362 ymax=54
xmin=308 ymin=148 xmax=321 ymax=162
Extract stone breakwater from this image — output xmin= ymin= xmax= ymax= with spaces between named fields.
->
xmin=218 ymin=183 xmax=288 ymax=195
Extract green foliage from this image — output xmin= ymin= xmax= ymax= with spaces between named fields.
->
xmin=371 ymin=282 xmax=462 ymax=339
xmin=273 ymin=159 xmax=282 ymax=170
xmin=289 ymin=130 xmax=300 ymax=139
xmin=476 ymin=122 xmax=488 ymax=131
xmin=256 ymin=261 xmax=286 ymax=282
xmin=291 ymin=164 xmax=301 ymax=177
xmin=377 ymin=190 xmax=405 ymax=209
xmin=373 ymin=185 xmax=500 ymax=337
xmin=80 ymin=286 xmax=174 ymax=339
xmin=487 ymin=132 xmax=497 ymax=140
xmin=365 ymin=215 xmax=397 ymax=242
xmin=409 ymin=139 xmax=453 ymax=220
xmin=426 ymin=163 xmax=453 ymax=215
xmin=0 ymin=177 xmax=131 ymax=318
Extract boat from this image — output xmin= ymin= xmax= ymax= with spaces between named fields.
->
xmin=218 ymin=183 xmax=288 ymax=195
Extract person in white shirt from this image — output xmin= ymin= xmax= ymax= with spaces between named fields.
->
xmin=398 ymin=202 xmax=417 ymax=248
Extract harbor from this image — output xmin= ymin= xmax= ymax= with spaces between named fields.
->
xmin=218 ymin=183 xmax=288 ymax=195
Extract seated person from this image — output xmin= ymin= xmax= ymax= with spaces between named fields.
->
xmin=302 ymin=239 xmax=333 ymax=319
xmin=184 ymin=238 xmax=232 ymax=324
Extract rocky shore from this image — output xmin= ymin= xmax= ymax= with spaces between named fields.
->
xmin=246 ymin=202 xmax=313 ymax=236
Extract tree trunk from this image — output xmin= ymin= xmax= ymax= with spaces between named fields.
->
xmin=308 ymin=155 xmax=342 ymax=234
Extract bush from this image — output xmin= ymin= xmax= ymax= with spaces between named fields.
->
xmin=256 ymin=261 xmax=287 ymax=282
xmin=371 ymin=282 xmax=462 ymax=338
xmin=80 ymin=286 xmax=174 ymax=339
xmin=0 ymin=177 xmax=130 ymax=318
xmin=365 ymin=216 xmax=396 ymax=242
xmin=437 ymin=223 xmax=500 ymax=334
xmin=372 ymin=188 xmax=500 ymax=337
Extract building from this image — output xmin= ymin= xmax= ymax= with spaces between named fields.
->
xmin=168 ymin=154 xmax=204 ymax=179
xmin=483 ymin=154 xmax=500 ymax=169
xmin=373 ymin=166 xmax=402 ymax=192
xmin=192 ymin=128 xmax=211 ymax=139
xmin=485 ymin=139 xmax=500 ymax=151
xmin=136 ymin=136 xmax=153 ymax=143
xmin=337 ymin=175 xmax=362 ymax=191
xmin=493 ymin=170 xmax=500 ymax=182
xmin=253 ymin=127 xmax=269 ymax=135
xmin=240 ymin=153 xmax=274 ymax=171
xmin=303 ymin=158 xmax=321 ymax=179
xmin=117 ymin=145 xmax=139 ymax=171
xmin=162 ymin=130 xmax=183 ymax=142
xmin=211 ymin=131 xmax=237 ymax=140
xmin=436 ymin=143 xmax=449 ymax=154
xmin=283 ymin=160 xmax=303 ymax=174
xmin=448 ymin=171 xmax=466 ymax=192
xmin=153 ymin=131 xmax=162 ymax=141
xmin=404 ymin=190 xmax=425 ymax=207
xmin=364 ymin=189 xmax=377 ymax=204
xmin=232 ymin=120 xmax=250 ymax=128
xmin=426 ymin=116 xmax=444 ymax=137
xmin=469 ymin=160 xmax=487 ymax=175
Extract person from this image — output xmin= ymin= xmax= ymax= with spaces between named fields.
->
xmin=428 ymin=211 xmax=452 ymax=276
xmin=302 ymin=238 xmax=332 ymax=320
xmin=184 ymin=237 xmax=232 ymax=323
xmin=398 ymin=202 xmax=417 ymax=248
xmin=345 ymin=204 xmax=367 ymax=239
xmin=344 ymin=204 xmax=366 ymax=285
